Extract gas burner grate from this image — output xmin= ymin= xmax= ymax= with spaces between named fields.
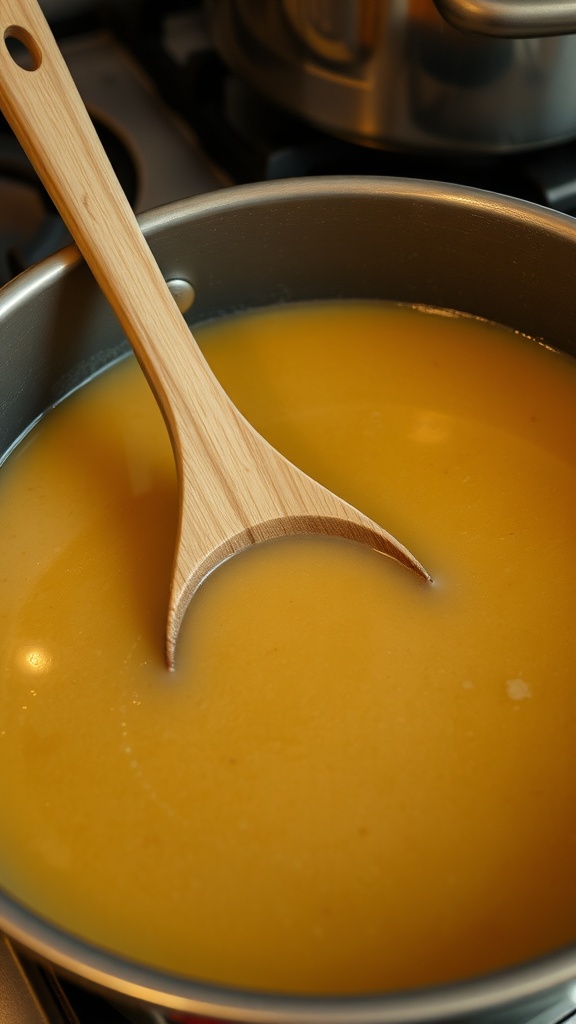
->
xmin=0 ymin=114 xmax=138 ymax=286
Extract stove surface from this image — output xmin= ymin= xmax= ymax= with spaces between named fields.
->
xmin=0 ymin=5 xmax=227 ymax=285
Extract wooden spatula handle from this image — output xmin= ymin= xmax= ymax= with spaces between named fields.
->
xmin=0 ymin=0 xmax=430 ymax=667
xmin=0 ymin=0 xmax=233 ymax=459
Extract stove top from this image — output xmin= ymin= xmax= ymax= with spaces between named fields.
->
xmin=2 ymin=2 xmax=576 ymax=1021
xmin=3 ymin=0 xmax=576 ymax=291
xmin=0 ymin=4 xmax=228 ymax=286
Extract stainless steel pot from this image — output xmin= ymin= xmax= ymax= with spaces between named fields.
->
xmin=204 ymin=0 xmax=576 ymax=154
xmin=1 ymin=177 xmax=576 ymax=1022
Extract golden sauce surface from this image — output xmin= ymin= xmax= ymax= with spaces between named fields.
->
xmin=1 ymin=301 xmax=576 ymax=994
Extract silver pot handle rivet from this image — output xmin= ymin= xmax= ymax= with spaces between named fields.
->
xmin=167 ymin=278 xmax=195 ymax=314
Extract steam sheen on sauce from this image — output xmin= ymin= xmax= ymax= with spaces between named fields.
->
xmin=0 ymin=300 xmax=575 ymax=994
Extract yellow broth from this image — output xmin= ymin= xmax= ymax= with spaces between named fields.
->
xmin=0 ymin=300 xmax=575 ymax=994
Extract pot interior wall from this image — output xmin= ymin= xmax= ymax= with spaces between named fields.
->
xmin=2 ymin=178 xmax=576 ymax=460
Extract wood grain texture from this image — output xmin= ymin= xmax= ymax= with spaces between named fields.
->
xmin=0 ymin=0 xmax=431 ymax=666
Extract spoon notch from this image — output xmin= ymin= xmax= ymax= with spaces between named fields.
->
xmin=0 ymin=0 xmax=431 ymax=668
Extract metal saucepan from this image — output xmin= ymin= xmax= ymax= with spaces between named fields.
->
xmin=1 ymin=177 xmax=576 ymax=1023
xmin=204 ymin=0 xmax=576 ymax=154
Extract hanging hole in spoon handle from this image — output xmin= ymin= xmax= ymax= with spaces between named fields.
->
xmin=3 ymin=24 xmax=41 ymax=69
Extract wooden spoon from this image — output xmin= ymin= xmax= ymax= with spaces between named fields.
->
xmin=0 ymin=0 xmax=431 ymax=667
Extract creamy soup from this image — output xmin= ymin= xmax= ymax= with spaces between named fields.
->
xmin=0 ymin=300 xmax=576 ymax=995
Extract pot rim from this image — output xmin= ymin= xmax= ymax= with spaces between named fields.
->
xmin=1 ymin=175 xmax=576 ymax=1022
xmin=3 ymin=884 xmax=576 ymax=1023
